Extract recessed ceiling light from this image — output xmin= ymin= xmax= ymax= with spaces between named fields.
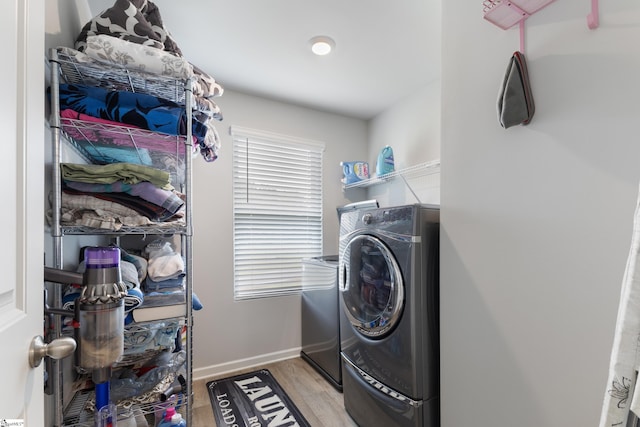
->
xmin=310 ymin=36 xmax=335 ymax=56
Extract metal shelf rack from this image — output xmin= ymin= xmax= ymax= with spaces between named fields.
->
xmin=48 ymin=47 xmax=194 ymax=427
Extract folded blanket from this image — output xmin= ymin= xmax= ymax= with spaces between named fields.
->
xmin=142 ymin=286 xmax=185 ymax=303
xmin=190 ymin=63 xmax=225 ymax=100
xmin=120 ymin=260 xmax=141 ymax=290
xmin=194 ymin=97 xmax=223 ymax=121
xmin=83 ymin=145 xmax=153 ymax=166
xmin=74 ymin=0 xmax=224 ymax=101
xmin=142 ymin=239 xmax=185 ymax=282
xmin=57 ymin=45 xmax=224 ymax=116
xmin=56 ymin=192 xmax=154 ymax=230
xmin=57 ymin=191 xmax=143 ymax=218
xmin=60 ymin=112 xmax=155 ymax=165
xmin=57 ymin=84 xmax=208 ymax=142
xmin=144 ymin=275 xmax=185 ymax=292
xmin=61 ymin=162 xmax=171 ymax=190
xmin=84 ymin=35 xmax=225 ymax=101
xmin=60 ymin=108 xmax=138 ymax=129
xmin=120 ymin=249 xmax=148 ymax=283
xmin=75 ymin=0 xmax=181 ymax=55
xmin=84 ymin=34 xmax=192 ymax=80
xmin=147 ymin=253 xmax=185 ymax=282
xmin=55 ymin=45 xmax=222 ymax=163
xmin=61 ymin=107 xmax=217 ymax=164
xmin=63 ymin=180 xmax=184 ymax=215
xmin=60 ymin=109 xmax=191 ymax=164
xmin=50 ymin=191 xmax=185 ymax=230
xmin=63 ymin=188 xmax=181 ymax=222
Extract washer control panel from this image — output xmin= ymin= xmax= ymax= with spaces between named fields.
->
xmin=359 ymin=206 xmax=415 ymax=232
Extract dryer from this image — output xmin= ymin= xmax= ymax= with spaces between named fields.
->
xmin=339 ymin=204 xmax=439 ymax=427
xmin=300 ymin=255 xmax=342 ymax=390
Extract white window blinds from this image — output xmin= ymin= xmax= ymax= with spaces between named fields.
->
xmin=231 ymin=126 xmax=324 ymax=300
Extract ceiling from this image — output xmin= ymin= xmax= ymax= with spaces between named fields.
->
xmin=86 ymin=0 xmax=441 ymax=120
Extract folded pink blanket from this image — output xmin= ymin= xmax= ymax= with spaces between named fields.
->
xmin=60 ymin=109 xmax=191 ymax=159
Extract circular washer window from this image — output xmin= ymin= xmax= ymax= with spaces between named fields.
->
xmin=339 ymin=234 xmax=404 ymax=338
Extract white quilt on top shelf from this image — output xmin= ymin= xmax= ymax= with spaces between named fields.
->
xmin=84 ymin=34 xmax=193 ymax=80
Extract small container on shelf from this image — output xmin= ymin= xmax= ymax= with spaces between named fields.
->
xmin=341 ymin=161 xmax=369 ymax=184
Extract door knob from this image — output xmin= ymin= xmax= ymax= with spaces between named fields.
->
xmin=29 ymin=335 xmax=76 ymax=368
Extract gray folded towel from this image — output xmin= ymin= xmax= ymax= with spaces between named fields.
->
xmin=497 ymin=51 xmax=535 ymax=128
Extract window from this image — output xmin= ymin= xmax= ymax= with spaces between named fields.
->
xmin=231 ymin=126 xmax=324 ymax=300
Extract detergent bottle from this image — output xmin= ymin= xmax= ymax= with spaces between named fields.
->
xmin=340 ymin=161 xmax=369 ymax=184
xmin=158 ymin=407 xmax=177 ymax=427
xmin=376 ymin=145 xmax=395 ymax=177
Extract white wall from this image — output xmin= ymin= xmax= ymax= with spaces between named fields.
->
xmin=369 ymin=83 xmax=441 ymax=170
xmin=365 ymin=0 xmax=441 ymax=208
xmin=440 ymin=2 xmax=640 ymax=426
xmin=191 ymin=90 xmax=368 ymax=376
xmin=367 ymin=82 xmax=442 ymax=206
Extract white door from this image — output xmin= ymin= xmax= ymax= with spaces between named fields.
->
xmin=0 ymin=0 xmax=45 ymax=424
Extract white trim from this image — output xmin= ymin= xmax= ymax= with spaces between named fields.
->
xmin=230 ymin=125 xmax=326 ymax=151
xmin=193 ymin=347 xmax=301 ymax=381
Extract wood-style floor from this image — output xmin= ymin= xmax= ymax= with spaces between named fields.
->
xmin=191 ymin=357 xmax=358 ymax=426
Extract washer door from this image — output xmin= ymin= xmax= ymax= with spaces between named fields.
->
xmin=339 ymin=234 xmax=404 ymax=338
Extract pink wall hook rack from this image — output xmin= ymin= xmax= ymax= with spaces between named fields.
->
xmin=587 ymin=0 xmax=599 ymax=29
xmin=483 ymin=0 xmax=558 ymax=53
xmin=483 ymin=0 xmax=557 ymax=30
xmin=484 ymin=0 xmax=601 ymax=45
xmin=519 ymin=21 xmax=525 ymax=53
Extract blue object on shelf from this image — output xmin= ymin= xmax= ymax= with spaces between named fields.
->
xmin=376 ymin=146 xmax=395 ymax=176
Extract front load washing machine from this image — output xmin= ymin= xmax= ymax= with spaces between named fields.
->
xmin=339 ymin=204 xmax=439 ymax=427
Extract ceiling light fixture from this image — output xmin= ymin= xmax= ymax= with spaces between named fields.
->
xmin=310 ymin=36 xmax=335 ymax=56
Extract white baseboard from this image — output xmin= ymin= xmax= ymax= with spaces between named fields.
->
xmin=193 ymin=347 xmax=301 ymax=381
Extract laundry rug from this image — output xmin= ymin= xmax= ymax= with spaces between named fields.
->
xmin=207 ymin=369 xmax=311 ymax=427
